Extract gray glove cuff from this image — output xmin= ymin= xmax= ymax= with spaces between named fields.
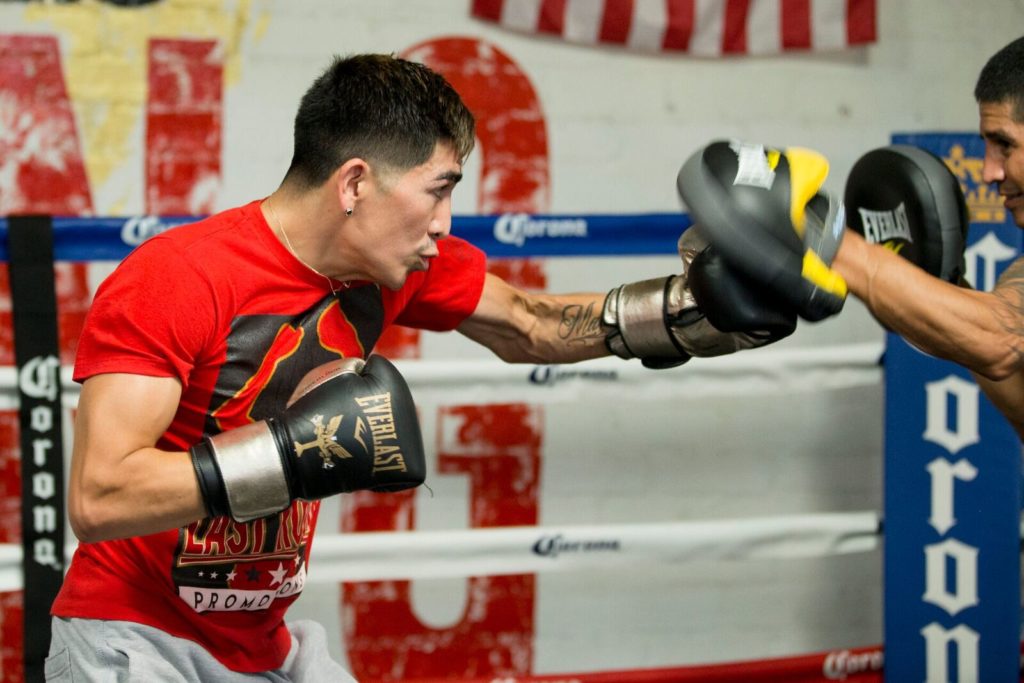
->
xmin=602 ymin=277 xmax=691 ymax=361
xmin=203 ymin=421 xmax=291 ymax=522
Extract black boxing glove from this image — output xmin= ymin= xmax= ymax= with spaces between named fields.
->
xmin=190 ymin=354 xmax=425 ymax=522
xmin=602 ymin=226 xmax=797 ymax=369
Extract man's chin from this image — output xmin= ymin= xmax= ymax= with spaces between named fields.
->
xmin=1013 ymin=204 xmax=1024 ymax=229
xmin=381 ymin=271 xmax=414 ymax=291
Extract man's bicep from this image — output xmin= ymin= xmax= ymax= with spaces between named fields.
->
xmin=73 ymin=373 xmax=183 ymax=466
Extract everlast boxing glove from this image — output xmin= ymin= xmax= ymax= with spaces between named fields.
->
xmin=602 ymin=226 xmax=797 ymax=369
xmin=190 ymin=354 xmax=425 ymax=522
xmin=677 ymin=139 xmax=848 ymax=322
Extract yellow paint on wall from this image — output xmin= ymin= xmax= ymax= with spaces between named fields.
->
xmin=21 ymin=0 xmax=269 ymax=196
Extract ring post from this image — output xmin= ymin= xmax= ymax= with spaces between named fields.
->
xmin=883 ymin=132 xmax=1023 ymax=682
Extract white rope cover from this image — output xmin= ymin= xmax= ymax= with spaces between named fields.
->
xmin=0 ymin=341 xmax=885 ymax=410
xmin=0 ymin=511 xmax=880 ymax=590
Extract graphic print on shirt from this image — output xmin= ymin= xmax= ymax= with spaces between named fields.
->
xmin=173 ymin=286 xmax=384 ymax=612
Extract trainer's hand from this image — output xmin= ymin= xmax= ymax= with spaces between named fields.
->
xmin=190 ymin=354 xmax=425 ymax=522
xmin=677 ymin=139 xmax=848 ymax=322
xmin=601 ymin=226 xmax=796 ymax=369
xmin=844 ymin=144 xmax=969 ymax=285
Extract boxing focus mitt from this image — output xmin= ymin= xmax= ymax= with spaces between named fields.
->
xmin=844 ymin=145 xmax=969 ymax=284
xmin=677 ymin=140 xmax=848 ymax=322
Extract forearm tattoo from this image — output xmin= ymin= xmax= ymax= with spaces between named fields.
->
xmin=558 ymin=302 xmax=604 ymax=345
xmin=993 ymin=258 xmax=1024 ymax=362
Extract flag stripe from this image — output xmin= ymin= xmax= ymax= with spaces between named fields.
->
xmin=538 ymin=0 xmax=568 ymax=35
xmin=627 ymin=1 xmax=668 ymax=52
xmin=847 ymin=0 xmax=876 ymax=44
xmin=811 ymin=0 xmax=845 ymax=50
xmin=662 ymin=0 xmax=696 ymax=51
xmin=690 ymin=0 xmax=725 ymax=56
xmin=469 ymin=0 xmax=876 ymax=54
xmin=780 ymin=0 xmax=811 ymax=49
xmin=599 ymin=0 xmax=635 ymax=44
xmin=471 ymin=0 xmax=504 ymax=22
xmin=722 ymin=0 xmax=750 ymax=54
xmin=564 ymin=0 xmax=605 ymax=43
xmin=746 ymin=0 xmax=781 ymax=56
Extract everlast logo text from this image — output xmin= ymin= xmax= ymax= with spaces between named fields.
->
xmin=858 ymin=202 xmax=913 ymax=244
xmin=354 ymin=392 xmax=409 ymax=475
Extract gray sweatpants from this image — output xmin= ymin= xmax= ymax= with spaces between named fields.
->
xmin=45 ymin=616 xmax=357 ymax=682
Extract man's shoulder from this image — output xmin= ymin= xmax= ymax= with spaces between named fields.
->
xmin=153 ymin=200 xmax=262 ymax=251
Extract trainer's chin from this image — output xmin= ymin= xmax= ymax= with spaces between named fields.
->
xmin=1008 ymin=197 xmax=1024 ymax=228
xmin=1013 ymin=209 xmax=1024 ymax=231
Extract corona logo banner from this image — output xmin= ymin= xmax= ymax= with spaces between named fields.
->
xmin=883 ymin=132 xmax=1023 ymax=683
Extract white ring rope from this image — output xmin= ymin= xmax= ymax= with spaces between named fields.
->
xmin=0 ymin=512 xmax=880 ymax=591
xmin=0 ymin=341 xmax=888 ymax=591
xmin=0 ymin=341 xmax=885 ymax=411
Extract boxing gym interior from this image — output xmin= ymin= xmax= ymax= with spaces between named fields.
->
xmin=0 ymin=1 xmax=1022 ymax=681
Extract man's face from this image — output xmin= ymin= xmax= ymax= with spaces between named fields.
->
xmin=979 ymin=99 xmax=1024 ymax=228
xmin=355 ymin=142 xmax=463 ymax=290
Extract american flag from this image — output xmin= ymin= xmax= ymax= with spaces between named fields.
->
xmin=470 ymin=0 xmax=876 ymax=56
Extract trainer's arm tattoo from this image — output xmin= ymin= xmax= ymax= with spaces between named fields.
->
xmin=558 ymin=302 xmax=605 ymax=345
xmin=992 ymin=258 xmax=1024 ymax=363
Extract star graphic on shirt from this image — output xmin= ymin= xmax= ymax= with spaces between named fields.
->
xmin=247 ymin=567 xmax=260 ymax=582
xmin=268 ymin=563 xmax=287 ymax=586
xmin=226 ymin=570 xmax=237 ymax=582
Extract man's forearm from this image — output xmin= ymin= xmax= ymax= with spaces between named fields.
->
xmin=835 ymin=232 xmax=1022 ymax=379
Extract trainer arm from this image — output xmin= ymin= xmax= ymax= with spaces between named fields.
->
xmin=68 ymin=373 xmax=206 ymax=543
xmin=972 ymin=372 xmax=1024 ymax=441
xmin=457 ymin=273 xmax=609 ymax=364
xmin=835 ymin=230 xmax=1024 ymax=381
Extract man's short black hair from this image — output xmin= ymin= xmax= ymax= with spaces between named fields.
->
xmin=975 ymin=36 xmax=1024 ymax=121
xmin=285 ymin=54 xmax=476 ymax=188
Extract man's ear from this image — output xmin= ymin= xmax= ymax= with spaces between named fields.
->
xmin=334 ymin=157 xmax=369 ymax=213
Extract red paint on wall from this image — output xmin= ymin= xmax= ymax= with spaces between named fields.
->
xmin=0 ymin=34 xmax=96 ymax=683
xmin=0 ymin=35 xmax=92 ymax=215
xmin=403 ymin=37 xmax=550 ymax=214
xmin=146 ymin=39 xmax=223 ymax=215
xmin=344 ymin=404 xmax=542 ymax=680
xmin=486 ymin=259 xmax=548 ymax=291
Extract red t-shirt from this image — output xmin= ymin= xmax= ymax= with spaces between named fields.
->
xmin=51 ymin=200 xmax=486 ymax=672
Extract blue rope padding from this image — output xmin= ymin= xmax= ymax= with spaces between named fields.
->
xmin=0 ymin=213 xmax=692 ymax=261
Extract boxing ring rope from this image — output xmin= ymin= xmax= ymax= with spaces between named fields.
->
xmin=1 ymin=213 xmax=892 ymax=681
xmin=0 ymin=340 xmax=886 ymax=591
xmin=0 ymin=512 xmax=881 ymax=591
